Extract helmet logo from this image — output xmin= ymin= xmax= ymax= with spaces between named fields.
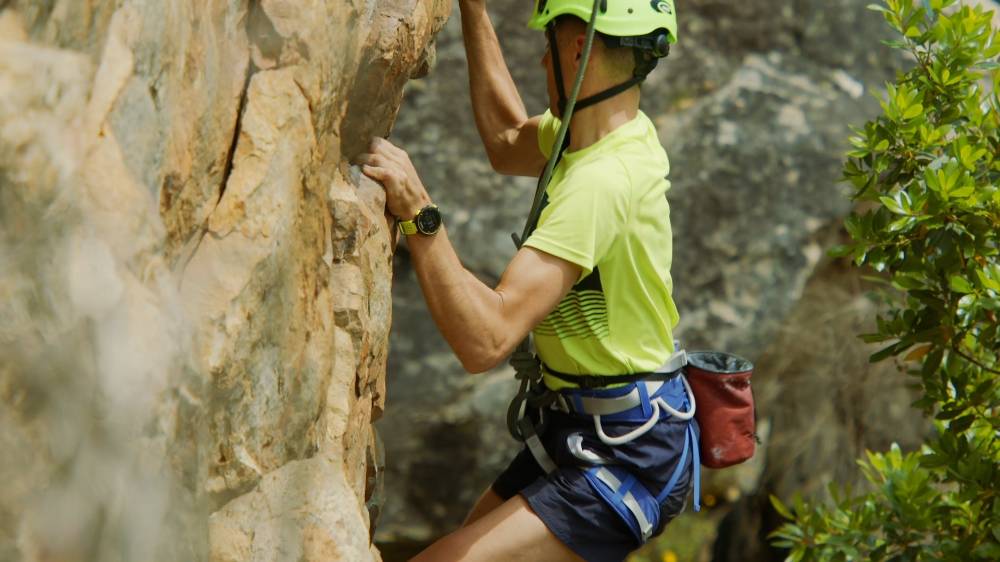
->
xmin=651 ymin=0 xmax=673 ymax=14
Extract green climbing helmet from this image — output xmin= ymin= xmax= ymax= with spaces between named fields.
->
xmin=528 ymin=0 xmax=678 ymax=44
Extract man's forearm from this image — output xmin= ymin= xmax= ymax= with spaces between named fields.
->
xmin=405 ymin=228 xmax=509 ymax=373
xmin=459 ymin=1 xmax=529 ymax=152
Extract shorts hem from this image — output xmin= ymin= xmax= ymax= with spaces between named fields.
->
xmin=490 ymin=481 xmax=517 ymax=502
xmin=520 ymin=490 xmax=594 ymax=562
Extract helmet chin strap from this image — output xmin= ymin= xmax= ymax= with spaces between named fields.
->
xmin=546 ymin=25 xmax=571 ymax=119
xmin=547 ymin=25 xmax=662 ymax=118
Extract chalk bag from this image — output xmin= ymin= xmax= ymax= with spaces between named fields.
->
xmin=685 ymin=351 xmax=756 ymax=469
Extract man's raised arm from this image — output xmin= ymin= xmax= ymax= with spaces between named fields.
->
xmin=459 ymin=0 xmax=547 ymax=177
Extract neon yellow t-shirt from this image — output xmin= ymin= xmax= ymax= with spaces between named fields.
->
xmin=524 ymin=110 xmax=679 ymax=390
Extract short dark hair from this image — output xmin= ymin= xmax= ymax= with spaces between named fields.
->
xmin=551 ymin=15 xmax=635 ymax=80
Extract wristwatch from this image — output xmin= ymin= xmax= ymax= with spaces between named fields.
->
xmin=397 ymin=204 xmax=442 ymax=236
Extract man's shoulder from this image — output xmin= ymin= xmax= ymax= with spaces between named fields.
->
xmin=560 ymin=155 xmax=632 ymax=192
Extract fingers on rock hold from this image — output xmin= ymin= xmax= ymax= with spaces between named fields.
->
xmin=361 ymin=164 xmax=385 ymax=181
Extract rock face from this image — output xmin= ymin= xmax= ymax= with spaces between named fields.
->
xmin=376 ymin=0 xmax=912 ymax=550
xmin=0 ymin=1 xmax=447 ymax=560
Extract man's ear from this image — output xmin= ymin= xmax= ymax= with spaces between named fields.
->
xmin=573 ymin=35 xmax=586 ymax=70
xmin=574 ymin=34 xmax=585 ymax=62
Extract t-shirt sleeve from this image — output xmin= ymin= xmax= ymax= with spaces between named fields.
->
xmin=537 ymin=110 xmax=561 ymax=159
xmin=523 ymin=161 xmax=630 ymax=280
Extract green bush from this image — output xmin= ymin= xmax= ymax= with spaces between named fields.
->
xmin=769 ymin=1 xmax=1000 ymax=560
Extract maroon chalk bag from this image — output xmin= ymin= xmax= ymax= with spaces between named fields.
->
xmin=685 ymin=351 xmax=756 ymax=469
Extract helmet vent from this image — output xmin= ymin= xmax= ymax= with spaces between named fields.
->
xmin=651 ymin=1 xmax=673 ymax=15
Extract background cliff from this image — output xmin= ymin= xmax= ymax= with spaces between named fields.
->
xmin=0 ymin=1 xmax=447 ymax=560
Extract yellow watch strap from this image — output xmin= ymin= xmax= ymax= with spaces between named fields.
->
xmin=397 ymin=219 xmax=418 ymax=236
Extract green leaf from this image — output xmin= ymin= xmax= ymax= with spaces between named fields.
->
xmin=770 ymin=494 xmax=795 ymax=520
xmin=949 ymin=414 xmax=974 ymax=432
xmin=888 ymin=216 xmax=916 ymax=231
xmin=936 ymin=405 xmax=964 ymax=421
xmin=870 ymin=341 xmax=904 ymax=363
xmin=950 ymin=185 xmax=974 ymax=199
xmin=949 ymin=275 xmax=974 ymax=293
xmin=845 ymin=215 xmax=866 ymax=241
xmin=903 ymin=103 xmax=925 ymax=120
xmin=892 ymin=273 xmax=925 ymax=290
xmin=976 ymin=269 xmax=1000 ymax=291
xmin=880 ymin=195 xmax=908 ymax=214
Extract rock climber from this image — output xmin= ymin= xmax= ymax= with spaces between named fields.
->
xmin=358 ymin=0 xmax=696 ymax=560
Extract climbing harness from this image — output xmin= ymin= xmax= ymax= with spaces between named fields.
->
xmin=516 ymin=350 xmax=702 ymax=544
xmin=507 ymin=347 xmax=757 ymax=543
xmin=584 ymin=423 xmax=699 ymax=542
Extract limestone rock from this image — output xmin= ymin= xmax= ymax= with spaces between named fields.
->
xmin=209 ymin=456 xmax=375 ymax=562
xmin=0 ymin=0 xmax=447 ymax=560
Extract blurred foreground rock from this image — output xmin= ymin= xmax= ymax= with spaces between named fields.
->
xmin=0 ymin=1 xmax=447 ymax=560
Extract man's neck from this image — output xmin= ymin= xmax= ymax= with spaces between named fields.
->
xmin=566 ymin=89 xmax=640 ymax=153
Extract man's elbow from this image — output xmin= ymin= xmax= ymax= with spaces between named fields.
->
xmin=456 ymin=337 xmax=511 ymax=374
xmin=484 ymin=130 xmax=524 ymax=176
xmin=485 ymin=146 xmax=514 ymax=176
xmin=460 ymin=357 xmax=494 ymax=374
xmin=458 ymin=349 xmax=503 ymax=374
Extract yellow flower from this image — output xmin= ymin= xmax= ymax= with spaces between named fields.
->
xmin=660 ymin=550 xmax=678 ymax=562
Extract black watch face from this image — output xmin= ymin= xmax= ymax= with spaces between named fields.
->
xmin=416 ymin=206 xmax=442 ymax=234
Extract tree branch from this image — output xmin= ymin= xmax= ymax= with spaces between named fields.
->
xmin=951 ymin=344 xmax=1000 ymax=375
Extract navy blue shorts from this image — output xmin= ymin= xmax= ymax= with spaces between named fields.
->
xmin=491 ymin=386 xmax=696 ymax=562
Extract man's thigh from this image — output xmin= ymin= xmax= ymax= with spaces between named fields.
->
xmin=462 ymin=488 xmax=505 ymax=527
xmin=411 ymin=495 xmax=583 ymax=562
